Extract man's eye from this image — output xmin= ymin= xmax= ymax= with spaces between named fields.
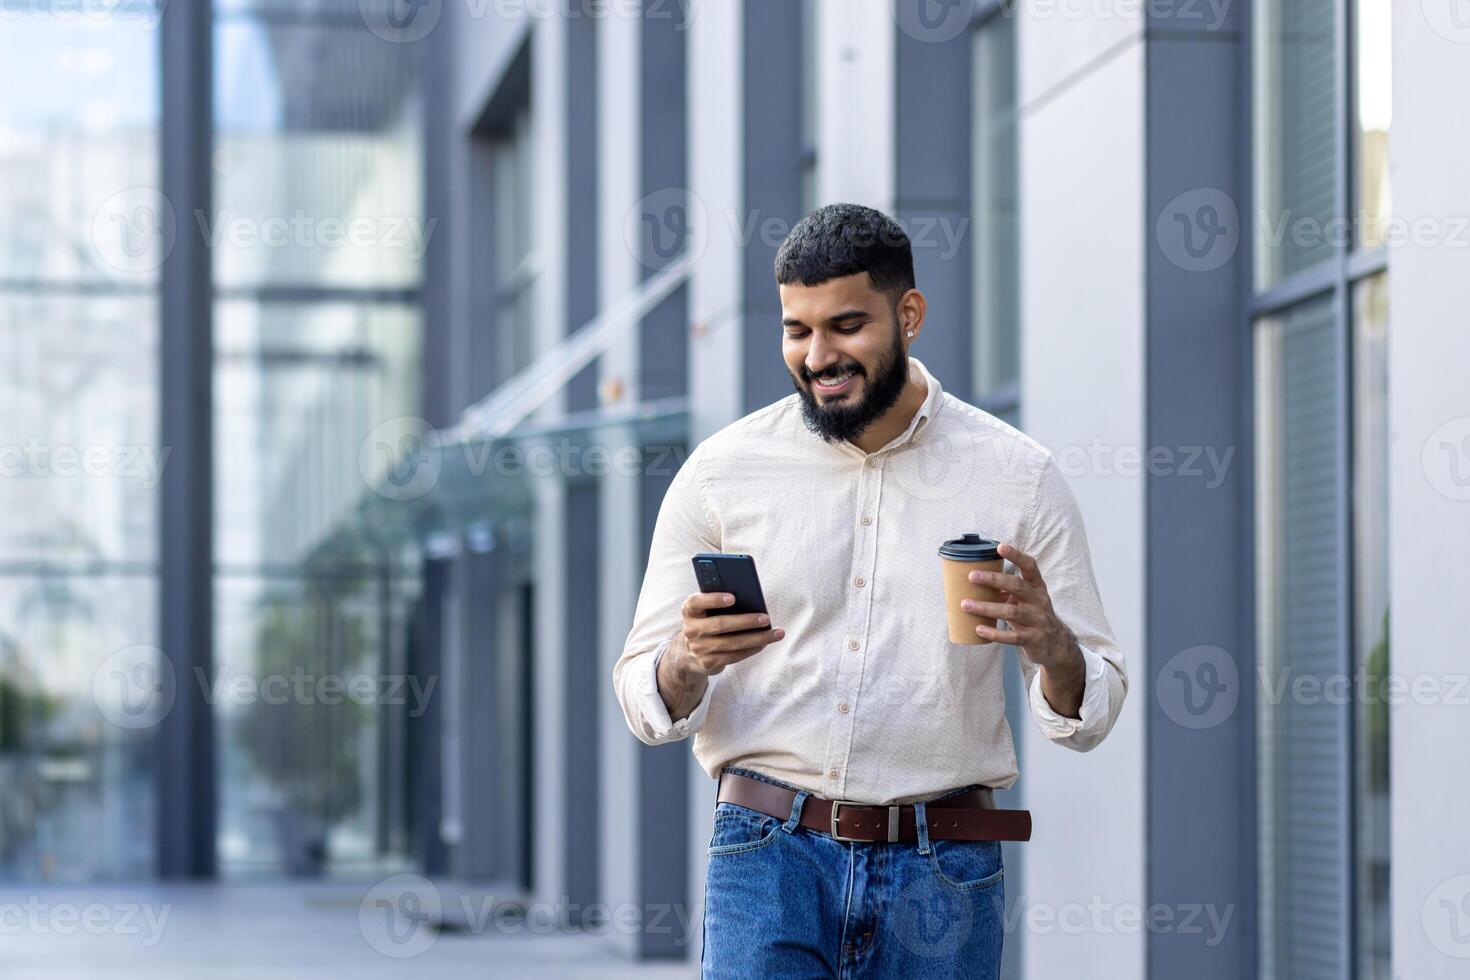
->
xmin=837 ymin=325 xmax=863 ymax=334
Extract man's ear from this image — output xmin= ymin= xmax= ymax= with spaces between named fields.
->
xmin=897 ymin=288 xmax=927 ymax=338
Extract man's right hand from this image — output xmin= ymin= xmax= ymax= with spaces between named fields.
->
xmin=656 ymin=592 xmax=785 ymax=722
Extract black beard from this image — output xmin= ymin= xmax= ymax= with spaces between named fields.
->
xmin=791 ymin=324 xmax=909 ymax=444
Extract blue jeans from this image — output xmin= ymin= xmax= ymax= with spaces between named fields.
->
xmin=701 ymin=769 xmax=1005 ymax=978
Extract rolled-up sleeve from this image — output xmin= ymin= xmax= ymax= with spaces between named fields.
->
xmin=612 ymin=442 xmax=724 ymax=745
xmin=1015 ymin=454 xmax=1128 ymax=752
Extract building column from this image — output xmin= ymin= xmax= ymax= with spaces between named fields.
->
xmin=596 ymin=1 xmax=646 ymax=960
xmin=157 ymin=0 xmax=216 ymax=880
xmin=1016 ymin=8 xmax=1148 ymax=977
xmin=1388 ymin=6 xmax=1470 ymax=976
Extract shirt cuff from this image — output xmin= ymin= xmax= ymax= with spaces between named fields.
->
xmin=1028 ymin=642 xmax=1111 ymax=740
xmin=634 ymin=637 xmax=722 ymax=742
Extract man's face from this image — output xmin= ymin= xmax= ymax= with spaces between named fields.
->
xmin=780 ymin=272 xmax=910 ymax=444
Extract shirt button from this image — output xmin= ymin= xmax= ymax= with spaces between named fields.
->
xmin=848 ymin=639 xmax=860 ymax=650
xmin=854 ymin=577 xmax=865 ymax=587
xmin=828 ymin=768 xmax=839 ymax=779
xmin=865 ymin=458 xmax=875 ymax=468
xmin=838 ymin=702 xmax=850 ymax=714
xmin=861 ymin=516 xmax=872 ymax=525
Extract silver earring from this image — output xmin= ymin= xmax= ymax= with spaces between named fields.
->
xmin=906 ymin=331 xmax=914 ymax=337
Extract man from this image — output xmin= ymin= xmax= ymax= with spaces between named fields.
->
xmin=613 ymin=204 xmax=1127 ymax=977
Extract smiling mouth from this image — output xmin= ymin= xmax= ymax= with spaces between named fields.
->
xmin=811 ymin=370 xmax=857 ymax=393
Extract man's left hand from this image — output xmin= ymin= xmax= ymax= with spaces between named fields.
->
xmin=963 ymin=542 xmax=1085 ymax=718
xmin=961 ymin=542 xmax=1079 ymax=670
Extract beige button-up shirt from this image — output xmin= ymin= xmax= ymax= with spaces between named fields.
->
xmin=612 ymin=356 xmax=1127 ymax=804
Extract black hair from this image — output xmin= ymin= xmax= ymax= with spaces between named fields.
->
xmin=773 ymin=203 xmax=916 ymax=302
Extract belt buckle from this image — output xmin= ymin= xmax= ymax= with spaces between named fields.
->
xmin=829 ymin=800 xmax=901 ymax=843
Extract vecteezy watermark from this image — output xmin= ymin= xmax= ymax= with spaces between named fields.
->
xmin=1423 ymin=874 xmax=1470 ymax=958
xmin=359 ymin=0 xmax=700 ymax=44
xmin=1004 ymin=897 xmax=1236 ymax=946
xmin=1258 ymin=209 xmax=1470 ymax=252
xmin=1157 ymin=645 xmax=1470 ymax=730
xmin=359 ymin=415 xmax=693 ymax=499
xmin=1156 ymin=187 xmax=1242 ymax=273
xmin=893 ymin=0 xmax=1235 ymax=42
xmin=1052 ymin=440 xmax=1235 ymax=487
xmin=0 ymin=440 xmax=170 ymax=487
xmin=1421 ymin=0 xmax=1470 ymax=45
xmin=623 ymin=190 xmax=972 ymax=270
xmin=357 ymin=875 xmax=699 ymax=958
xmin=1157 ymin=645 xmax=1241 ymax=730
xmin=359 ymin=874 xmax=442 ymax=958
xmin=1159 ymin=187 xmax=1470 ymax=273
xmin=91 ymin=189 xmax=437 ymax=273
xmin=360 ymin=0 xmax=443 ymax=43
xmin=91 ymin=187 xmax=178 ymax=275
xmin=891 ymin=0 xmax=976 ymax=43
xmin=192 ymin=667 xmax=438 ymax=717
xmin=93 ymin=645 xmax=175 ymax=730
xmin=1258 ymin=668 xmax=1470 ymax=709
xmin=192 ymin=210 xmax=437 ymax=260
xmin=626 ymin=187 xmax=712 ymax=270
xmin=0 ymin=0 xmax=167 ymax=29
xmin=1422 ymin=415 xmax=1470 ymax=502
xmin=0 ymin=898 xmax=172 ymax=947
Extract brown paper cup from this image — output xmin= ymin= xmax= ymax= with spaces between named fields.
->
xmin=941 ymin=557 xmax=1004 ymax=644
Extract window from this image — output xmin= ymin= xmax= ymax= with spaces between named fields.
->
xmin=490 ymin=105 xmax=537 ymax=388
xmin=1252 ymin=2 xmax=1390 ymax=977
xmin=971 ymin=3 xmax=1019 ymax=424
xmin=1253 ymin=0 xmax=1339 ymax=289
xmin=799 ymin=0 xmax=820 ymax=213
xmin=212 ymin=3 xmax=425 ymax=877
xmin=0 ymin=7 xmax=161 ymax=881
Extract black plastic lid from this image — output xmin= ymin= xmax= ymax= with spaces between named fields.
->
xmin=937 ymin=533 xmax=1000 ymax=561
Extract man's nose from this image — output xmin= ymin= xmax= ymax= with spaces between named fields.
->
xmin=805 ymin=335 xmax=841 ymax=376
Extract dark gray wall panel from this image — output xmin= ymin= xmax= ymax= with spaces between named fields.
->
xmin=895 ymin=24 xmax=974 ymax=404
xmin=741 ymin=0 xmax=805 ymax=412
xmin=1145 ymin=30 xmax=1252 ymax=980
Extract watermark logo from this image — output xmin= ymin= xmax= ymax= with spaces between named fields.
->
xmin=892 ymin=873 xmax=978 ymax=958
xmin=360 ymin=417 xmax=444 ymax=501
xmin=92 ymin=187 xmax=177 ymax=275
xmin=1422 ymin=416 xmax=1470 ymax=501
xmin=892 ymin=0 xmax=975 ymax=43
xmin=1422 ymin=874 xmax=1470 ymax=958
xmin=0 ymin=898 xmax=171 ymax=947
xmin=1156 ymin=645 xmax=1239 ymax=730
xmin=1156 ymin=187 xmax=1240 ymax=273
xmin=93 ymin=645 xmax=175 ymax=730
xmin=1422 ymin=0 xmax=1470 ymax=45
xmin=626 ymin=187 xmax=710 ymax=270
xmin=360 ymin=0 xmax=443 ymax=43
xmin=892 ymin=426 xmax=982 ymax=502
xmin=359 ymin=874 xmax=442 ymax=958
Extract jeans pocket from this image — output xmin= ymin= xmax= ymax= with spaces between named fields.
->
xmin=928 ymin=838 xmax=1004 ymax=891
xmin=707 ymin=802 xmax=782 ymax=857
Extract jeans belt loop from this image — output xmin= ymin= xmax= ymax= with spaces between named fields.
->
xmin=914 ymin=800 xmax=932 ymax=855
xmin=783 ymin=790 xmax=810 ymax=833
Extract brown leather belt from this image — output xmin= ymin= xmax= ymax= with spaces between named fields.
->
xmin=717 ymin=770 xmax=1032 ymax=843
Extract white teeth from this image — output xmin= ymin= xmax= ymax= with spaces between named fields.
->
xmin=815 ymin=372 xmax=853 ymax=388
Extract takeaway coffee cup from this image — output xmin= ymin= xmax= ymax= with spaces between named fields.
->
xmin=938 ymin=533 xmax=1004 ymax=644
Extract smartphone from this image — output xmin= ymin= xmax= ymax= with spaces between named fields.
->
xmin=691 ymin=553 xmax=769 ymax=618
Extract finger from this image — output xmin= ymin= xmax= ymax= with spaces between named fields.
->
xmin=703 ymin=627 xmax=784 ymax=654
xmin=975 ymin=622 xmax=1022 ymax=645
xmin=968 ymin=568 xmax=1036 ymax=600
xmin=962 ymin=599 xmax=1038 ymax=624
xmin=998 ymin=543 xmax=1046 ymax=589
xmin=699 ymin=611 xmax=772 ymax=635
xmin=686 ymin=591 xmax=739 ymax=613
